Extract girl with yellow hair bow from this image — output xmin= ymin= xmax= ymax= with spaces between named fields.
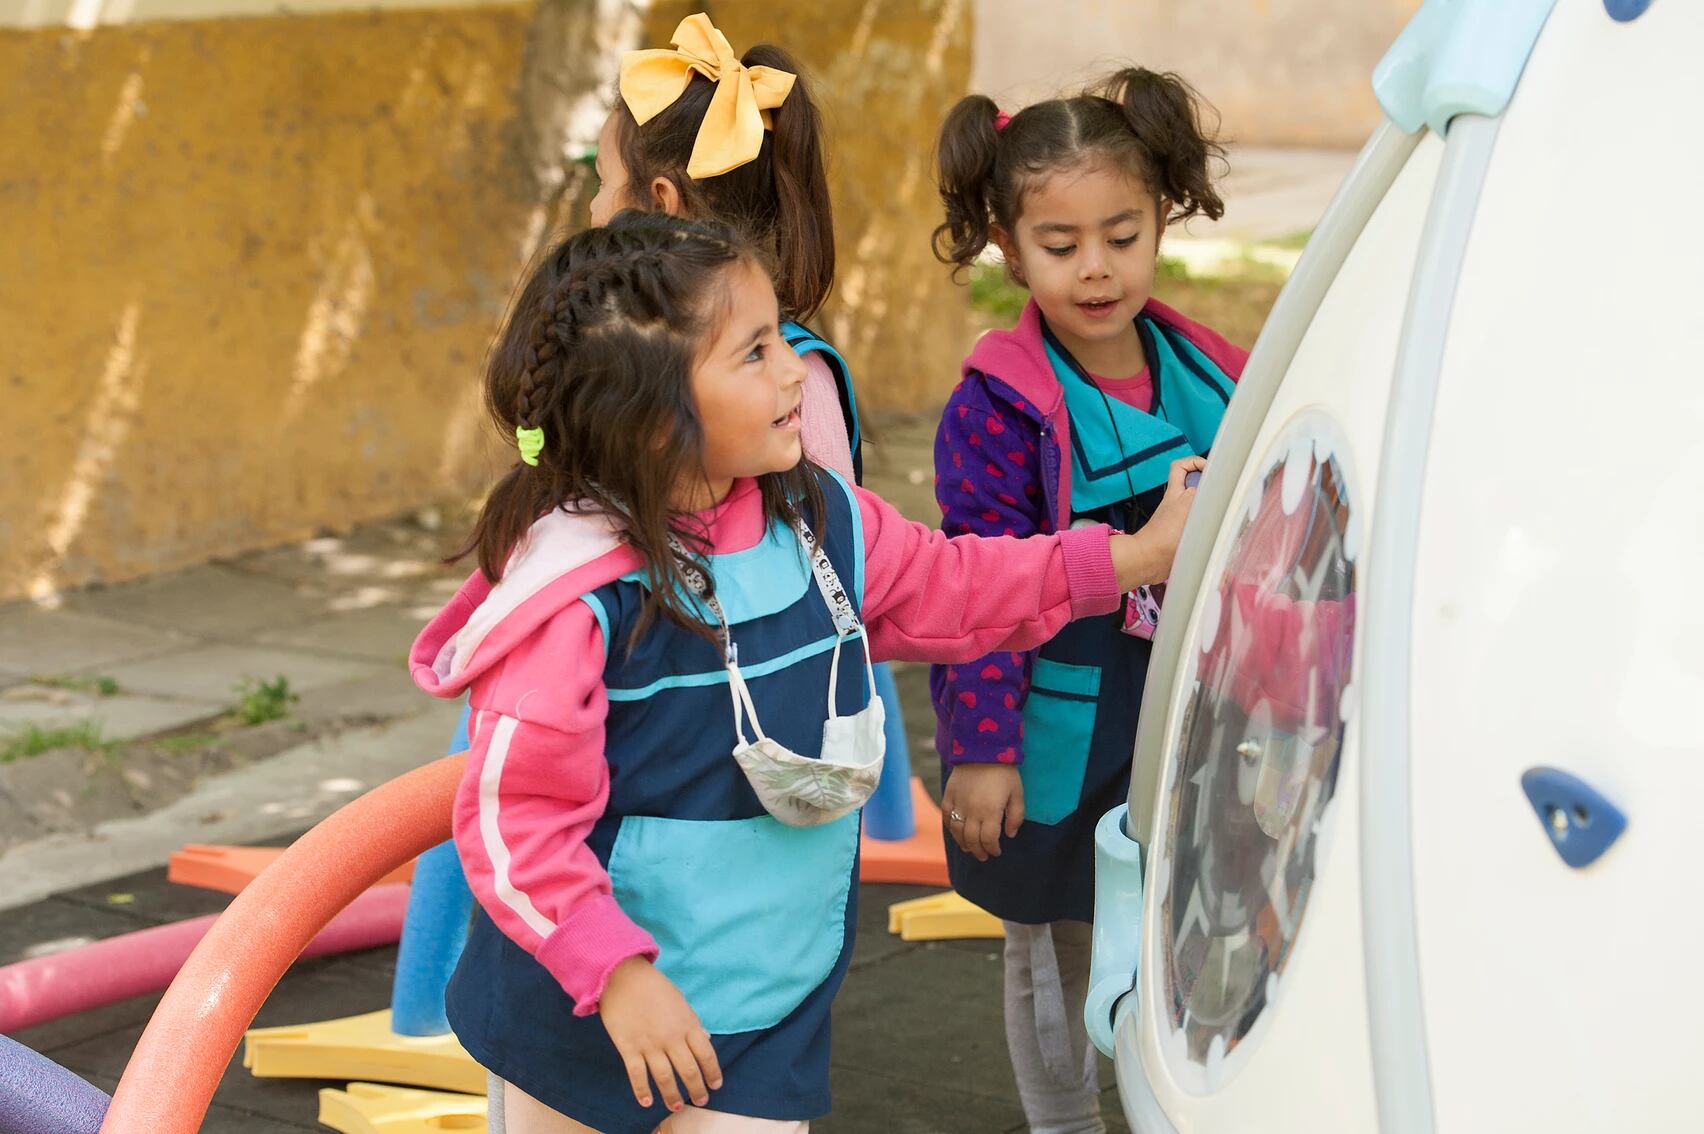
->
xmin=589 ymin=12 xmax=861 ymax=485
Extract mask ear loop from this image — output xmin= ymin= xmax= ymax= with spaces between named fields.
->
xmin=668 ymin=529 xmax=768 ymax=747
xmin=793 ymin=517 xmax=878 ymax=724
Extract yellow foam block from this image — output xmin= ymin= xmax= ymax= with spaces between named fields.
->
xmin=243 ymin=1009 xmax=486 ymax=1095
xmin=319 ymin=1082 xmax=487 ymax=1133
xmin=886 ymin=890 xmax=1005 ymax=941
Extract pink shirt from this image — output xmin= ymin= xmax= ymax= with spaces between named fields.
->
xmin=409 ymin=481 xmax=1120 ymax=1015
xmin=1090 ymin=367 xmax=1154 ymax=413
xmin=800 ymin=352 xmax=855 ymax=481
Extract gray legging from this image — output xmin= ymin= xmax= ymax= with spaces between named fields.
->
xmin=489 ymin=1070 xmax=506 ymax=1132
xmin=1002 ymin=920 xmax=1106 ymax=1134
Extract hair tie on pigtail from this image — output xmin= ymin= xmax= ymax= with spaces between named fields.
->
xmin=515 ymin=425 xmax=546 ymax=467
xmin=993 ymin=110 xmax=1012 ymax=132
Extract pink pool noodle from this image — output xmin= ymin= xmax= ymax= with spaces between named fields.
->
xmin=0 ymin=883 xmax=410 ymax=1034
xmin=99 ymin=754 xmax=464 ymax=1134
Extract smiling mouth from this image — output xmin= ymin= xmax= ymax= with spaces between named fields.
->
xmin=1078 ymin=297 xmax=1119 ymax=316
xmin=772 ymin=405 xmax=801 ymax=429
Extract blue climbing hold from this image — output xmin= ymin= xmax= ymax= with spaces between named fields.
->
xmin=1604 ymin=0 xmax=1652 ymax=22
xmin=1520 ymin=767 xmax=1628 ymax=870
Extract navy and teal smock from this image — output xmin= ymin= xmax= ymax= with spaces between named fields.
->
xmin=936 ymin=311 xmax=1236 ymax=925
xmin=447 ymin=473 xmax=872 ymax=1133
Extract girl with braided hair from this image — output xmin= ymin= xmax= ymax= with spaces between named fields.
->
xmin=410 ymin=210 xmax=1201 ymax=1134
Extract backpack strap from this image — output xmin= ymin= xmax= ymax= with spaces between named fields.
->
xmin=781 ymin=320 xmax=863 ymax=484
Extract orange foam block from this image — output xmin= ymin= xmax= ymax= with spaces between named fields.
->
xmin=170 ymin=844 xmax=414 ymax=896
xmin=858 ymin=777 xmax=950 ymax=888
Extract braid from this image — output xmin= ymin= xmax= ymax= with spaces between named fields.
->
xmin=514 ymin=285 xmax=563 ymax=435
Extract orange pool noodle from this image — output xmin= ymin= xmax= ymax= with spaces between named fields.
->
xmin=99 ymin=754 xmax=465 ymax=1134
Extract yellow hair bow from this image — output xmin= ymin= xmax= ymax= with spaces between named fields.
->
xmin=619 ymin=13 xmax=797 ymax=180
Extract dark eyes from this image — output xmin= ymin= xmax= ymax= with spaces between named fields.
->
xmin=1043 ymin=234 xmax=1140 ymax=257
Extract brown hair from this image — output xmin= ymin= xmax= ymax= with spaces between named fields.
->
xmin=456 ymin=210 xmax=825 ymax=646
xmin=612 ymin=43 xmax=835 ymax=321
xmin=933 ymin=68 xmax=1226 ymax=271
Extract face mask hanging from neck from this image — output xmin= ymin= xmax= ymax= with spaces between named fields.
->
xmin=681 ymin=519 xmax=886 ymax=827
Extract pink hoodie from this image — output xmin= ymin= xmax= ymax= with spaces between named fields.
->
xmin=409 ymin=478 xmax=1121 ymax=1014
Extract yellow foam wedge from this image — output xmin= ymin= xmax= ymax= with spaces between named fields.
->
xmin=886 ymin=890 xmax=1005 ymax=941
xmin=243 ymin=1009 xmax=486 ymax=1095
xmin=319 ymin=1082 xmax=487 ymax=1133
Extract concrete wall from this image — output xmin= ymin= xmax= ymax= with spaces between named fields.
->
xmin=1 ymin=0 xmax=975 ymax=602
xmin=973 ymin=0 xmax=1420 ymax=148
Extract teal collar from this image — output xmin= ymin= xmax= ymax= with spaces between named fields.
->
xmin=1042 ymin=315 xmax=1233 ymax=513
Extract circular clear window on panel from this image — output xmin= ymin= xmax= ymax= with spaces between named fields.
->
xmin=1158 ymin=414 xmax=1357 ymax=1082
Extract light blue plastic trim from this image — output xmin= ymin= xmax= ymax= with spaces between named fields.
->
xmin=580 ymin=591 xmax=611 ymax=652
xmin=1125 ymin=119 xmax=1422 ymax=848
xmin=1360 ymin=112 xmax=1501 ymax=1134
xmin=1373 ymin=0 xmax=1559 ymax=136
xmin=1085 ymin=804 xmax=1144 ymax=1058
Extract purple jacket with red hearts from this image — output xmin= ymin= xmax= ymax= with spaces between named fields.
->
xmin=930 ymin=298 xmax=1248 ymax=767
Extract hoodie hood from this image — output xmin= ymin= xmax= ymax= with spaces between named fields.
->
xmin=964 ymin=297 xmax=1248 ymax=416
xmin=409 ymin=506 xmax=640 ymax=699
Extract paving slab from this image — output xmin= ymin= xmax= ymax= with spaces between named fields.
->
xmin=100 ymin=643 xmax=382 ymax=704
xmin=0 ymin=685 xmax=223 ymax=742
xmin=226 ymin=525 xmax=460 ymax=598
xmin=61 ymin=565 xmax=336 ymax=641
xmin=0 ymin=604 xmax=191 ymax=675
xmin=256 ymin=602 xmax=437 ymax=665
xmin=0 ymin=704 xmax=460 ymax=911
xmin=293 ymin=666 xmax=441 ymax=730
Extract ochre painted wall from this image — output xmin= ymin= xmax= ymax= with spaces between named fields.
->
xmin=1 ymin=1 xmax=975 ymax=602
xmin=1 ymin=6 xmax=541 ymax=600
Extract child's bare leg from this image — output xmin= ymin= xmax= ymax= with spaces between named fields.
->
xmin=502 ymin=1081 xmax=605 ymax=1134
xmin=660 ymin=1108 xmax=808 ymax=1132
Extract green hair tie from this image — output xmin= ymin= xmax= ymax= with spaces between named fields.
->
xmin=515 ymin=426 xmax=546 ymax=467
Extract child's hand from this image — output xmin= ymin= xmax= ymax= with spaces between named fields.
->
xmin=1111 ymin=457 xmax=1207 ymax=589
xmin=941 ymin=764 xmax=1025 ymax=862
xmin=599 ymin=956 xmax=723 ymax=1112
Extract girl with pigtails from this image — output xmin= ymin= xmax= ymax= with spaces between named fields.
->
xmin=928 ymin=69 xmax=1248 ymax=1132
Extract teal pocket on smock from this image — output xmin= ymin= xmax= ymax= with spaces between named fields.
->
xmin=1019 ymin=658 xmax=1102 ymax=825
xmin=606 ymin=811 xmax=858 ymax=1035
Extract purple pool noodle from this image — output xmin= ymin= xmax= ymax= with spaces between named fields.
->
xmin=0 ymin=1034 xmax=109 ymax=1134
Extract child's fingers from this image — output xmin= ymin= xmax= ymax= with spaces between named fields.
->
xmin=959 ymin=816 xmax=988 ymax=861
xmin=1004 ymin=790 xmax=1025 ymax=837
xmin=1168 ymin=458 xmax=1203 ymax=492
xmin=943 ymin=799 xmax=972 ymax=853
xmin=667 ymin=1040 xmax=709 ymax=1107
xmin=620 ymin=1050 xmax=654 ymax=1108
xmin=971 ymin=816 xmax=1003 ymax=860
xmin=646 ymin=1049 xmax=686 ymax=1112
xmin=687 ymin=1028 xmax=723 ymax=1091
